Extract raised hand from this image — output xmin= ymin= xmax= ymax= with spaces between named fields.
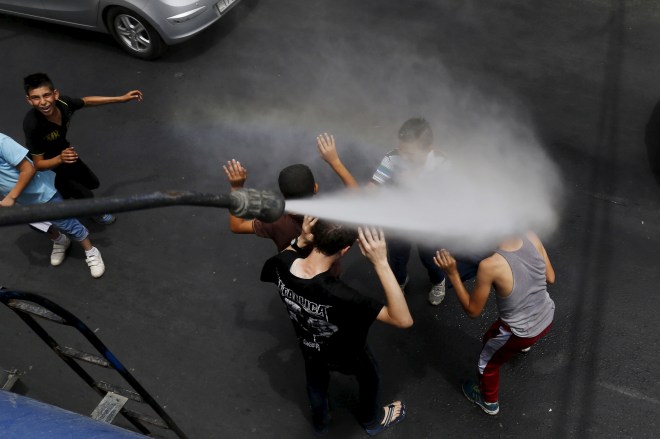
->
xmin=317 ymin=133 xmax=340 ymax=165
xmin=300 ymin=215 xmax=318 ymax=246
xmin=434 ymin=249 xmax=458 ymax=276
xmin=357 ymin=227 xmax=387 ymax=265
xmin=223 ymin=159 xmax=247 ymax=189
xmin=317 ymin=132 xmax=359 ymax=189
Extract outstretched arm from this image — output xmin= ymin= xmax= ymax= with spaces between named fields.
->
xmin=358 ymin=227 xmax=413 ymax=328
xmin=1 ymin=158 xmax=36 ymax=207
xmin=317 ymin=133 xmax=359 ymax=189
xmin=223 ymin=159 xmax=255 ymax=234
xmin=82 ymin=90 xmax=143 ymax=106
xmin=435 ymin=249 xmax=494 ymax=318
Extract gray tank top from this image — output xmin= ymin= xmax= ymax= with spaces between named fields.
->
xmin=495 ymin=236 xmax=555 ymax=337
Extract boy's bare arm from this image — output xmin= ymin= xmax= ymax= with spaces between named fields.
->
xmin=358 ymin=227 xmax=413 ymax=328
xmin=223 ymin=159 xmax=255 ymax=233
xmin=317 ymin=133 xmax=359 ymax=189
xmin=82 ymin=90 xmax=143 ymax=106
xmin=1 ymin=158 xmax=35 ymax=207
xmin=435 ymin=249 xmax=494 ymax=318
xmin=31 ymin=147 xmax=78 ymax=171
xmin=285 ymin=216 xmax=317 ymax=252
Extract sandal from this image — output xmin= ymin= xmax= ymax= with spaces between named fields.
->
xmin=364 ymin=401 xmax=406 ymax=436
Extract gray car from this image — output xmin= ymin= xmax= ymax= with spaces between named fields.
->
xmin=0 ymin=0 xmax=241 ymax=59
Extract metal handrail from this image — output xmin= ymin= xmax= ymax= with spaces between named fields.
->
xmin=0 ymin=289 xmax=187 ymax=438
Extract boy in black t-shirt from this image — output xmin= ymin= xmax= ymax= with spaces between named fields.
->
xmin=261 ymin=217 xmax=412 ymax=436
xmin=22 ymin=72 xmax=143 ymax=224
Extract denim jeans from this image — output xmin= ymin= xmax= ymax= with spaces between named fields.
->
xmin=387 ymin=238 xmax=446 ymax=285
xmin=453 ymin=259 xmax=480 ymax=284
xmin=303 ymin=346 xmax=381 ymax=431
xmin=388 ymin=238 xmax=484 ymax=287
xmin=47 ymin=192 xmax=89 ymax=241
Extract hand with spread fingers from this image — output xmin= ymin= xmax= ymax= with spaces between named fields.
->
xmin=317 ymin=132 xmax=340 ymax=166
xmin=316 ymin=132 xmax=359 ymax=189
xmin=357 ymin=226 xmax=388 ymax=266
xmin=223 ymin=159 xmax=247 ymax=189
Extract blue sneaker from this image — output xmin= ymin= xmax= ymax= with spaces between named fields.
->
xmin=93 ymin=214 xmax=116 ymax=225
xmin=462 ymin=381 xmax=499 ymax=415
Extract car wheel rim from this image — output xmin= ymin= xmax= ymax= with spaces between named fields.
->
xmin=114 ymin=14 xmax=151 ymax=52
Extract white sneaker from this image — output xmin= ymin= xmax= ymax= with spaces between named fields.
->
xmin=85 ymin=249 xmax=105 ymax=279
xmin=428 ymin=279 xmax=446 ymax=305
xmin=51 ymin=235 xmax=71 ymax=266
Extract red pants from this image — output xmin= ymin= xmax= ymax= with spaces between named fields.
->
xmin=478 ymin=320 xmax=552 ymax=403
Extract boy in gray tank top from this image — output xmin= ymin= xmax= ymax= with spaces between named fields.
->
xmin=434 ymin=232 xmax=555 ymax=415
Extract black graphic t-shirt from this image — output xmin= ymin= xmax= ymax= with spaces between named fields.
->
xmin=261 ymin=251 xmax=383 ymax=364
xmin=23 ymin=96 xmax=85 ymax=159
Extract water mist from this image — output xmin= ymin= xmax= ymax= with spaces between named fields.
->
xmin=286 ymin=115 xmax=563 ymax=256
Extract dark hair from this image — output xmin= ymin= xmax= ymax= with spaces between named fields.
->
xmin=24 ymin=73 xmax=54 ymax=95
xmin=398 ymin=117 xmax=433 ymax=149
xmin=278 ymin=164 xmax=316 ymax=200
xmin=312 ymin=220 xmax=358 ymax=256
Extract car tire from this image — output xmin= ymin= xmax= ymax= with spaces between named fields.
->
xmin=105 ymin=7 xmax=166 ymax=60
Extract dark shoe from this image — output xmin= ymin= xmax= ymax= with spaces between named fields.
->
xmin=92 ymin=214 xmax=116 ymax=225
xmin=462 ymin=381 xmax=499 ymax=415
xmin=364 ymin=401 xmax=406 ymax=436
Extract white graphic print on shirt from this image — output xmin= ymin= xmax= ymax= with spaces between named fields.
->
xmin=277 ymin=277 xmax=338 ymax=351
